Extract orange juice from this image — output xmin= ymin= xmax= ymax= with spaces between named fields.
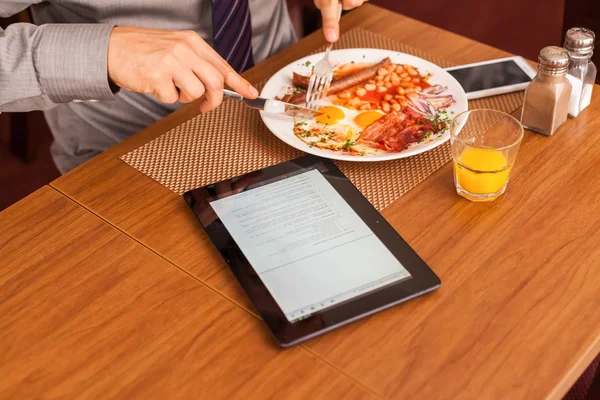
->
xmin=453 ymin=147 xmax=512 ymax=201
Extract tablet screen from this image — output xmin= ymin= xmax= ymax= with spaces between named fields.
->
xmin=209 ymin=168 xmax=411 ymax=322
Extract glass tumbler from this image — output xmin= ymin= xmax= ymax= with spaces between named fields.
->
xmin=450 ymin=109 xmax=524 ymax=202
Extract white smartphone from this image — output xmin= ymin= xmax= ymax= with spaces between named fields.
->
xmin=445 ymin=56 xmax=537 ymax=100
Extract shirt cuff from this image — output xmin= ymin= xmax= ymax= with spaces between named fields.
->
xmin=35 ymin=24 xmax=117 ymax=103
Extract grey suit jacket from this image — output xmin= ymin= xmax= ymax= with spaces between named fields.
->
xmin=0 ymin=0 xmax=296 ymax=172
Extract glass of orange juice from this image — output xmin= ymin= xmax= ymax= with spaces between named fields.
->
xmin=450 ymin=109 xmax=524 ymax=202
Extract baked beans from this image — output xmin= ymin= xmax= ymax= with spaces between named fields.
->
xmin=330 ymin=62 xmax=428 ymax=114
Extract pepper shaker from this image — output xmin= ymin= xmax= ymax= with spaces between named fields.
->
xmin=564 ymin=27 xmax=596 ymax=117
xmin=521 ymin=46 xmax=572 ymax=136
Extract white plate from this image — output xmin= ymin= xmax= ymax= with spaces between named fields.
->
xmin=259 ymin=48 xmax=468 ymax=162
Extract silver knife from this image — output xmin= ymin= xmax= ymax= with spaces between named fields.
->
xmin=223 ymin=89 xmax=322 ymax=119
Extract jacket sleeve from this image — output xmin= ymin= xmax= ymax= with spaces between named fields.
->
xmin=0 ymin=4 xmax=117 ymax=112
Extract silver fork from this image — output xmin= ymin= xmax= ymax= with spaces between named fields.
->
xmin=305 ymin=3 xmax=343 ymax=109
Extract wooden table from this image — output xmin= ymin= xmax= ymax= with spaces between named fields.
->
xmin=0 ymin=188 xmax=372 ymax=398
xmin=1 ymin=4 xmax=599 ymax=399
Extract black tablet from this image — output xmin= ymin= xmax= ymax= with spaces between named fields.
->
xmin=183 ymin=155 xmax=440 ymax=347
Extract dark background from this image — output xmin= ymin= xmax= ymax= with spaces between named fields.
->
xmin=1 ymin=0 xmax=599 ymax=211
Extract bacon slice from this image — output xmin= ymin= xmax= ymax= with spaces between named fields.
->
xmin=287 ymin=58 xmax=393 ymax=104
xmin=358 ymin=111 xmax=441 ymax=152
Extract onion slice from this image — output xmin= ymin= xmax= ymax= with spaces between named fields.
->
xmin=407 ymin=97 xmax=436 ymax=119
xmin=423 ymin=95 xmax=455 ymax=109
xmin=420 ymin=85 xmax=447 ymax=95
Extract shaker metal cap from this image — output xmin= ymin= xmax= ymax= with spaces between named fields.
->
xmin=564 ymin=27 xmax=595 ymax=54
xmin=538 ymin=46 xmax=570 ymax=70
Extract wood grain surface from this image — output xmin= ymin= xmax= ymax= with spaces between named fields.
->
xmin=0 ymin=187 xmax=375 ymax=399
xmin=29 ymin=4 xmax=600 ymax=400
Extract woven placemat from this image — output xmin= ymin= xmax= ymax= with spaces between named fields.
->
xmin=121 ymin=28 xmax=523 ymax=211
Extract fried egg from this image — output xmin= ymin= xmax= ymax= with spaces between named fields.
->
xmin=314 ymin=106 xmax=346 ymax=125
xmin=354 ymin=110 xmax=385 ymax=129
xmin=313 ymin=105 xmax=385 ymax=130
xmin=294 ymin=104 xmax=385 ymax=153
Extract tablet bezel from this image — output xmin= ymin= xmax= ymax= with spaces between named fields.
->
xmin=183 ymin=155 xmax=440 ymax=347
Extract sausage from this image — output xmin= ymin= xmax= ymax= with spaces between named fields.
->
xmin=287 ymin=58 xmax=393 ymax=104
xmin=292 ymin=72 xmax=310 ymax=89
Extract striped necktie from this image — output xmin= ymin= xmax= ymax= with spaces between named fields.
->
xmin=212 ymin=0 xmax=255 ymax=73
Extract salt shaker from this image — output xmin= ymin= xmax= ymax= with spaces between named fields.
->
xmin=521 ymin=46 xmax=572 ymax=136
xmin=564 ymin=27 xmax=596 ymax=117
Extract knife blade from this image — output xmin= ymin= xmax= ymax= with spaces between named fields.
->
xmin=223 ymin=89 xmax=322 ymax=119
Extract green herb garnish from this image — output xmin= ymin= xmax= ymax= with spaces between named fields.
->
xmin=425 ymin=112 xmax=451 ymax=132
xmin=342 ymin=140 xmax=356 ymax=150
xmin=420 ymin=131 xmax=433 ymax=142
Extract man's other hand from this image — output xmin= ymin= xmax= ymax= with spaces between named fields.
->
xmin=314 ymin=0 xmax=369 ymax=42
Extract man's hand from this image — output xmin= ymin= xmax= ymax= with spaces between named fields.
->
xmin=107 ymin=27 xmax=258 ymax=112
xmin=314 ymin=0 xmax=369 ymax=42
